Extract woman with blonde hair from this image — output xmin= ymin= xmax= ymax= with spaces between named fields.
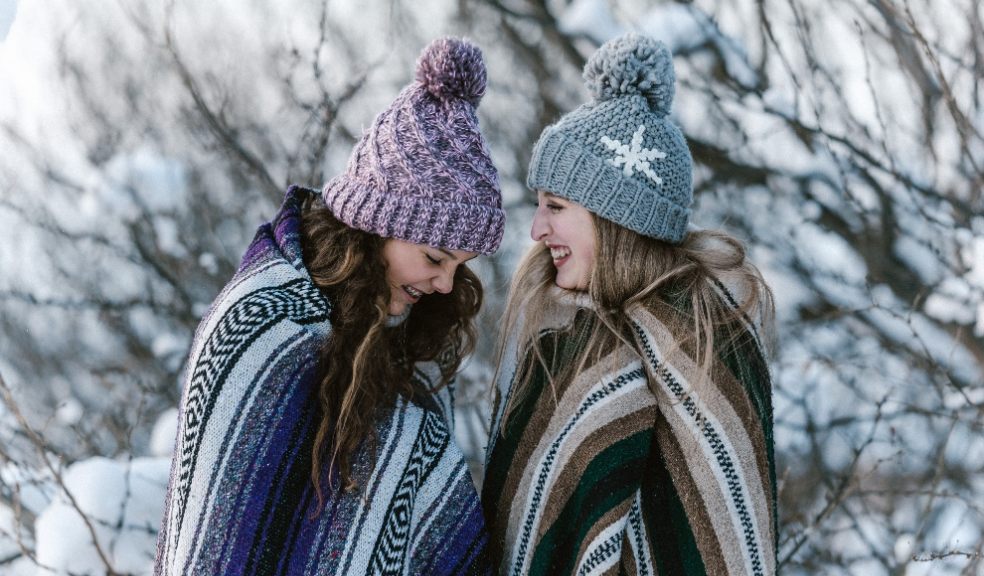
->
xmin=156 ymin=37 xmax=501 ymax=575
xmin=482 ymin=33 xmax=777 ymax=576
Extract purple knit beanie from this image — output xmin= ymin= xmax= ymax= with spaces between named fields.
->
xmin=322 ymin=37 xmax=504 ymax=255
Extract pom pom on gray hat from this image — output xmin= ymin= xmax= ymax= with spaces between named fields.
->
xmin=527 ymin=32 xmax=693 ymax=244
xmin=583 ymin=32 xmax=675 ymax=117
xmin=322 ymin=36 xmax=504 ymax=255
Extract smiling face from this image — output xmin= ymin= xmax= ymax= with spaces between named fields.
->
xmin=381 ymin=239 xmax=478 ymax=316
xmin=530 ymin=190 xmax=597 ymax=291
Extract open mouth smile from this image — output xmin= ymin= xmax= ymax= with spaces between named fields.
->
xmin=549 ymin=246 xmax=571 ymax=266
xmin=403 ymin=285 xmax=424 ymax=301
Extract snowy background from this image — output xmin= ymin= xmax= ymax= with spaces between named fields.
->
xmin=0 ymin=0 xmax=981 ymax=574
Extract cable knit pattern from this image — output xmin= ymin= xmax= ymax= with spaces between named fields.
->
xmin=155 ymin=186 xmax=491 ymax=576
xmin=323 ymin=37 xmax=504 ymax=255
xmin=527 ymin=33 xmax=693 ymax=243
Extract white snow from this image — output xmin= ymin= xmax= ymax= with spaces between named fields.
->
xmin=1 ymin=0 xmax=981 ymax=574
xmin=557 ymin=0 xmax=622 ymax=45
xmin=198 ymin=252 xmax=219 ymax=275
xmin=794 ymin=223 xmax=868 ymax=284
xmin=0 ymin=496 xmax=33 ymax=558
xmin=34 ymin=456 xmax=170 ymax=575
xmin=55 ymin=398 xmax=83 ymax=426
xmin=0 ymin=0 xmax=15 ymax=42
xmin=925 ymin=278 xmax=977 ymax=325
xmin=0 ymin=463 xmax=53 ymax=516
xmin=639 ymin=3 xmax=707 ymax=53
xmin=150 ymin=408 xmax=179 ymax=458
xmin=961 ymin=234 xmax=984 ymax=287
xmin=894 ymin=235 xmax=944 ymax=286
xmin=642 ymin=3 xmax=758 ymax=88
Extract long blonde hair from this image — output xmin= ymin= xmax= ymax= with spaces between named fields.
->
xmin=495 ymin=213 xmax=775 ymax=429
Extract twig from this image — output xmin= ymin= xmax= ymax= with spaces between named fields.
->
xmin=0 ymin=374 xmax=121 ymax=576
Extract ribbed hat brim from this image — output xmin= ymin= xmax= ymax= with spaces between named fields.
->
xmin=527 ymin=128 xmax=690 ymax=244
xmin=323 ymin=175 xmax=505 ymax=254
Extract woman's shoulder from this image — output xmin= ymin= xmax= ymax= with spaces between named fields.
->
xmin=201 ymin=253 xmax=332 ymax=338
xmin=198 ymin=184 xmax=332 ymax=338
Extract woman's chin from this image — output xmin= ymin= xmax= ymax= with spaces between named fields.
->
xmin=554 ymin=279 xmax=571 ymax=290
xmin=554 ymin=274 xmax=586 ymax=292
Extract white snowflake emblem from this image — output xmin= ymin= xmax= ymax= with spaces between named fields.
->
xmin=599 ymin=124 xmax=666 ymax=184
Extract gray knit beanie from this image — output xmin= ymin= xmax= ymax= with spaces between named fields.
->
xmin=527 ymin=33 xmax=693 ymax=243
xmin=323 ymin=37 xmax=504 ymax=254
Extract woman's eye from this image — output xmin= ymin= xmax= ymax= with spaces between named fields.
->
xmin=426 ymin=254 xmax=441 ymax=265
xmin=547 ymin=203 xmax=563 ymax=213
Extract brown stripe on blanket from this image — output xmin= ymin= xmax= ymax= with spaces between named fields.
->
xmin=489 ymin=358 xmax=568 ymax=555
xmin=662 ymin=305 xmax=775 ymax=547
xmin=656 ymin=418 xmax=731 ymax=576
xmin=635 ymin=306 xmax=774 ymax=560
xmin=620 ymin=529 xmax=640 ymax=576
xmin=538 ymin=400 xmax=657 ymax=533
xmin=500 ymin=346 xmax=648 ymax=556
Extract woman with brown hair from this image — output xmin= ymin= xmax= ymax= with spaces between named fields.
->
xmin=155 ymin=37 xmax=502 ymax=575
xmin=482 ymin=33 xmax=778 ymax=576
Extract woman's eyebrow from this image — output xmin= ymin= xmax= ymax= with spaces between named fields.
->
xmin=435 ymin=248 xmax=477 ymax=263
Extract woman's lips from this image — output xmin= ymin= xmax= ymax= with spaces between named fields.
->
xmin=402 ymin=285 xmax=422 ymax=302
xmin=549 ymin=246 xmax=572 ymax=267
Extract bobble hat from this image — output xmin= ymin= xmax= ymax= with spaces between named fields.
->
xmin=527 ymin=33 xmax=693 ymax=243
xmin=323 ymin=37 xmax=504 ymax=254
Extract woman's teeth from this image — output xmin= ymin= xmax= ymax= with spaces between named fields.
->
xmin=550 ymin=247 xmax=571 ymax=260
xmin=404 ymin=285 xmax=423 ymax=298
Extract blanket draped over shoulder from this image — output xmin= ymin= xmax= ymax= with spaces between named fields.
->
xmin=483 ymin=288 xmax=777 ymax=576
xmin=155 ymin=185 xmax=489 ymax=576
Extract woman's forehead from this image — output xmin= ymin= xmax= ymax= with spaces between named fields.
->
xmin=538 ymin=190 xmax=568 ymax=202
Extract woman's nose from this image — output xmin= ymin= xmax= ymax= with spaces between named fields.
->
xmin=432 ymin=268 xmax=454 ymax=294
xmin=530 ymin=210 xmax=549 ymax=241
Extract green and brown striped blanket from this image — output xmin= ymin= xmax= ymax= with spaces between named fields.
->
xmin=483 ymin=288 xmax=776 ymax=575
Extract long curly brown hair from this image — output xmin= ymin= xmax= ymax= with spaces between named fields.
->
xmin=299 ymin=195 xmax=482 ymax=504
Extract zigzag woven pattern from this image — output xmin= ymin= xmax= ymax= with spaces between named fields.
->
xmin=155 ymin=186 xmax=490 ymax=576
xmin=576 ymin=530 xmax=622 ymax=576
xmin=370 ymin=409 xmax=451 ymax=574
xmin=173 ymin=278 xmax=329 ymax=538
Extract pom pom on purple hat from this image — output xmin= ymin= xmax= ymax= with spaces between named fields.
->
xmin=415 ymin=37 xmax=487 ymax=106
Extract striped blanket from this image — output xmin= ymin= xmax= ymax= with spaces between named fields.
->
xmin=483 ymin=288 xmax=776 ymax=575
xmin=155 ymin=185 xmax=489 ymax=575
